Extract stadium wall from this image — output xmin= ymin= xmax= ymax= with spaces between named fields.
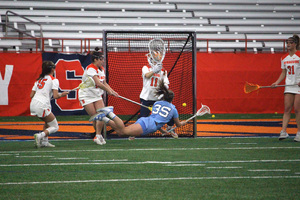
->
xmin=0 ymin=52 xmax=286 ymax=116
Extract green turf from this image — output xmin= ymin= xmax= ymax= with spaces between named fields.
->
xmin=0 ymin=113 xmax=286 ymax=122
xmin=0 ymin=138 xmax=299 ymax=200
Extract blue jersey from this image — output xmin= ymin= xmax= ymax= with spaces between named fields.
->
xmin=135 ymin=100 xmax=178 ymax=135
xmin=150 ymin=101 xmax=178 ymax=129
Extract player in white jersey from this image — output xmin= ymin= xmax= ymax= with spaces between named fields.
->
xmin=78 ymin=47 xmax=118 ymax=145
xmin=30 ymin=61 xmax=69 ymax=148
xmin=135 ymin=49 xmax=177 ymax=139
xmin=271 ymin=34 xmax=300 ymax=142
xmin=90 ymin=81 xmax=187 ymax=137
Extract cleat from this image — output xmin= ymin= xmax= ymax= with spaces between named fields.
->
xmin=93 ymin=135 xmax=106 ymax=145
xmin=41 ymin=142 xmax=55 ymax=148
xmin=96 ymin=106 xmax=114 ymax=115
xmin=128 ymin=136 xmax=135 ymax=141
xmin=166 ymin=126 xmax=178 ymax=139
xmin=169 ymin=130 xmax=178 ymax=139
xmin=294 ymin=132 xmax=300 ymax=142
xmin=279 ymin=130 xmax=289 ymax=140
xmin=34 ymin=133 xmax=41 ymax=148
xmin=89 ymin=112 xmax=105 ymax=121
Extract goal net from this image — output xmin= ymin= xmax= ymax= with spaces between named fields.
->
xmin=103 ymin=30 xmax=197 ymax=137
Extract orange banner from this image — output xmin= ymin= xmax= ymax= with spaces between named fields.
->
xmin=0 ymin=53 xmax=42 ymax=116
xmin=197 ymin=53 xmax=286 ymax=113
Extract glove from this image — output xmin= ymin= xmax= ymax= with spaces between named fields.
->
xmin=152 ymin=63 xmax=162 ymax=74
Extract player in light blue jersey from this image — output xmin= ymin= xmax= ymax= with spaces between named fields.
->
xmin=91 ymin=81 xmax=187 ymax=137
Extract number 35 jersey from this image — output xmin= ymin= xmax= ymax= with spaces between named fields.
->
xmin=150 ymin=100 xmax=179 ymax=128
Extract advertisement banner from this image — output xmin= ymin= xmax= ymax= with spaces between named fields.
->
xmin=0 ymin=53 xmax=42 ymax=116
xmin=42 ymin=52 xmax=92 ymax=115
xmin=197 ymin=53 xmax=286 ymax=113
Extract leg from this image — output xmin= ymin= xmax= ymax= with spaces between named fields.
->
xmin=279 ymin=93 xmax=294 ymax=140
xmin=35 ymin=113 xmax=58 ymax=148
xmin=293 ymin=94 xmax=300 ymax=142
xmin=99 ymin=114 xmax=143 ymax=137
xmin=84 ymin=101 xmax=106 ymax=145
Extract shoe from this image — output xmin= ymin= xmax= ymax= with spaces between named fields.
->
xmin=128 ymin=136 xmax=135 ymax=141
xmin=41 ymin=142 xmax=55 ymax=148
xmin=34 ymin=133 xmax=41 ymax=148
xmin=96 ymin=106 xmax=114 ymax=115
xmin=279 ymin=130 xmax=289 ymax=140
xmin=93 ymin=135 xmax=106 ymax=145
xmin=294 ymin=132 xmax=300 ymax=142
xmin=166 ymin=126 xmax=178 ymax=139
xmin=89 ymin=112 xmax=105 ymax=122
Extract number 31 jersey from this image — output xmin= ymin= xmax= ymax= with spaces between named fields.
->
xmin=281 ymin=51 xmax=300 ymax=85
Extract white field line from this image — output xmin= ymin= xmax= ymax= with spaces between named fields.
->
xmin=1 ymin=176 xmax=300 ymax=185
xmin=0 ymin=159 xmax=300 ymax=167
xmin=1 ymin=146 xmax=300 ymax=154
xmin=53 ymin=158 xmax=89 ymax=160
xmin=90 ymin=159 xmax=129 ymax=162
xmin=248 ymin=169 xmax=291 ymax=172
xmin=15 ymin=156 xmax=54 ymax=158
xmin=164 ymin=164 xmax=206 ymax=167
xmin=229 ymin=143 xmax=257 ymax=145
xmin=206 ymin=167 xmax=243 ymax=169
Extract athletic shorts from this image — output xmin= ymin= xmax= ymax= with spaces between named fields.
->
xmin=135 ymin=117 xmax=158 ymax=136
xmin=30 ymin=99 xmax=51 ymax=118
xmin=78 ymin=89 xmax=102 ymax=106
xmin=284 ymin=85 xmax=300 ymax=94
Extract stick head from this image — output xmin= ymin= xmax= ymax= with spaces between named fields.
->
xmin=244 ymin=82 xmax=260 ymax=94
xmin=147 ymin=38 xmax=166 ymax=67
xmin=196 ymin=104 xmax=211 ymax=116
xmin=79 ymin=76 xmax=95 ymax=89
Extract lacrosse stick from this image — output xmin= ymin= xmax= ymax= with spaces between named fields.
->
xmin=166 ymin=104 xmax=211 ymax=133
xmin=244 ymin=82 xmax=297 ymax=94
xmin=70 ymin=76 xmax=95 ymax=91
xmin=119 ymin=95 xmax=152 ymax=111
xmin=147 ymin=38 xmax=166 ymax=68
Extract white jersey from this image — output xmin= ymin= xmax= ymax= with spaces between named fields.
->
xmin=78 ymin=63 xmax=105 ymax=106
xmin=281 ymin=51 xmax=300 ymax=94
xmin=139 ymin=65 xmax=169 ymax=101
xmin=31 ymin=75 xmax=59 ymax=107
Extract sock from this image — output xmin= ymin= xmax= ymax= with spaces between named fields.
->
xmin=102 ymin=117 xmax=110 ymax=124
xmin=108 ymin=112 xmax=116 ymax=119
xmin=40 ymin=132 xmax=46 ymax=138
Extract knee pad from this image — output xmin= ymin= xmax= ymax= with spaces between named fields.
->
xmin=46 ymin=118 xmax=59 ymax=135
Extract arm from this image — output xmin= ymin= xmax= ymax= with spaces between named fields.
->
xmin=145 ymin=71 xmax=154 ymax=79
xmin=30 ymin=90 xmax=36 ymax=99
xmin=92 ymin=75 xmax=118 ymax=96
xmin=271 ymin=69 xmax=286 ymax=87
xmin=52 ymin=90 xmax=69 ymax=99
xmin=103 ymin=80 xmax=119 ymax=97
xmin=174 ymin=117 xmax=187 ymax=128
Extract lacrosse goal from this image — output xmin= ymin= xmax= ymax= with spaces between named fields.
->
xmin=103 ymin=30 xmax=197 ymax=137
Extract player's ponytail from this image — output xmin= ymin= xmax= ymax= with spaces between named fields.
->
xmin=37 ymin=61 xmax=55 ymax=80
xmin=91 ymin=47 xmax=103 ymax=62
xmin=293 ymin=34 xmax=300 ymax=50
xmin=155 ymin=81 xmax=174 ymax=103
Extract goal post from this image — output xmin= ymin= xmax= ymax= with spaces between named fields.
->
xmin=102 ymin=30 xmax=197 ymax=138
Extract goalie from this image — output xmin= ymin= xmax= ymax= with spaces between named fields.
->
xmin=137 ymin=38 xmax=178 ymax=138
